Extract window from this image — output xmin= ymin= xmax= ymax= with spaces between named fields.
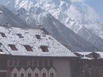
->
xmin=41 ymin=28 xmax=49 ymax=35
xmin=0 ymin=49 xmax=3 ymax=52
xmin=13 ymin=73 xmax=17 ymax=77
xmin=50 ymin=73 xmax=54 ymax=77
xmin=43 ymin=73 xmax=46 ymax=77
xmin=0 ymin=32 xmax=6 ymax=37
xmin=24 ymin=45 xmax=33 ymax=51
xmin=36 ymin=35 xmax=41 ymax=39
xmin=8 ymin=44 xmax=17 ymax=51
xmin=17 ymin=34 xmax=24 ymax=38
xmin=28 ymin=73 xmax=31 ymax=77
xmin=35 ymin=73 xmax=39 ymax=77
xmin=21 ymin=73 xmax=24 ymax=77
xmin=40 ymin=46 xmax=48 ymax=52
xmin=0 ymin=43 xmax=2 ymax=46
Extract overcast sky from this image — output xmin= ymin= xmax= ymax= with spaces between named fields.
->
xmin=86 ymin=0 xmax=103 ymax=22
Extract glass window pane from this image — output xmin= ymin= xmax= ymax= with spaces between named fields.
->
xmin=43 ymin=73 xmax=46 ymax=77
xmin=14 ymin=73 xmax=17 ymax=77
xmin=35 ymin=73 xmax=38 ymax=77
xmin=50 ymin=73 xmax=54 ymax=77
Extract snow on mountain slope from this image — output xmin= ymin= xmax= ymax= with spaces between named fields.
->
xmin=17 ymin=9 xmax=98 ymax=52
xmin=14 ymin=0 xmax=103 ymax=51
xmin=13 ymin=0 xmax=103 ymax=51
xmin=84 ymin=22 xmax=103 ymax=39
xmin=77 ymin=26 xmax=103 ymax=51
xmin=0 ymin=5 xmax=98 ymax=52
xmin=69 ymin=21 xmax=103 ymax=51
xmin=0 ymin=5 xmax=28 ymax=28
xmin=0 ymin=0 xmax=103 ymax=39
xmin=15 ymin=0 xmax=103 ymax=40
xmin=32 ymin=0 xmax=103 ymax=39
xmin=0 ymin=0 xmax=102 ymax=51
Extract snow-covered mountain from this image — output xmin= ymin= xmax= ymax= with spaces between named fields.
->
xmin=77 ymin=26 xmax=103 ymax=51
xmin=0 ymin=0 xmax=103 ymax=51
xmin=0 ymin=6 xmax=28 ymax=28
xmin=0 ymin=5 xmax=99 ymax=52
xmin=16 ymin=6 xmax=103 ymax=51
xmin=5 ymin=0 xmax=102 ymax=39
xmin=0 ymin=0 xmax=103 ymax=38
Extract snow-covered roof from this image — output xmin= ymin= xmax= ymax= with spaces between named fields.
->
xmin=74 ymin=52 xmax=92 ymax=60
xmin=0 ymin=26 xmax=76 ymax=57
xmin=95 ymin=52 xmax=103 ymax=59
xmin=75 ymin=52 xmax=103 ymax=60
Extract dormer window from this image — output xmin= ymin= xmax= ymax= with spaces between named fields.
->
xmin=40 ymin=46 xmax=48 ymax=52
xmin=36 ymin=35 xmax=41 ymax=39
xmin=17 ymin=34 xmax=24 ymax=38
xmin=0 ymin=32 xmax=6 ymax=37
xmin=0 ymin=43 xmax=2 ymax=47
xmin=8 ymin=44 xmax=17 ymax=51
xmin=0 ymin=49 xmax=3 ymax=52
xmin=24 ymin=45 xmax=33 ymax=51
xmin=41 ymin=28 xmax=49 ymax=35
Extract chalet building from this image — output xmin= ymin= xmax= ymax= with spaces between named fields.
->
xmin=0 ymin=26 xmax=77 ymax=77
xmin=73 ymin=52 xmax=103 ymax=77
